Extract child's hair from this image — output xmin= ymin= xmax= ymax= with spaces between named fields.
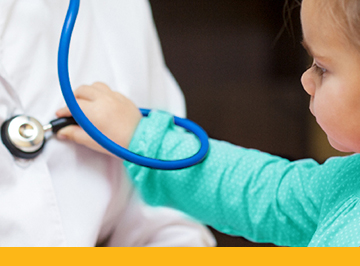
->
xmin=316 ymin=0 xmax=360 ymax=50
xmin=283 ymin=0 xmax=360 ymax=51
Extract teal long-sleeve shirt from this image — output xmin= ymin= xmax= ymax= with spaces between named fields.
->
xmin=124 ymin=111 xmax=360 ymax=247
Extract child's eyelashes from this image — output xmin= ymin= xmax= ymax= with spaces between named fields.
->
xmin=306 ymin=61 xmax=327 ymax=77
xmin=312 ymin=63 xmax=327 ymax=76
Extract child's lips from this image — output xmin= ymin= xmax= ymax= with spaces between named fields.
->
xmin=309 ymin=98 xmax=315 ymax=116
xmin=309 ymin=105 xmax=314 ymax=116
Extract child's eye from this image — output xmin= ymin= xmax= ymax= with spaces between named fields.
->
xmin=311 ymin=63 xmax=327 ymax=77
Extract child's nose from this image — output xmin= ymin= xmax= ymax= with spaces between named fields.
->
xmin=301 ymin=69 xmax=316 ymax=96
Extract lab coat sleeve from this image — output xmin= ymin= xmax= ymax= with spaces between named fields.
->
xmin=105 ymin=190 xmax=216 ymax=247
xmin=124 ymin=111 xmax=345 ymax=247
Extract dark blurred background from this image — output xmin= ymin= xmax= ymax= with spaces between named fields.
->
xmin=147 ymin=0 xmax=317 ymax=247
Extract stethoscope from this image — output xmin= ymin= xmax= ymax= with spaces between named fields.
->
xmin=0 ymin=0 xmax=209 ymax=170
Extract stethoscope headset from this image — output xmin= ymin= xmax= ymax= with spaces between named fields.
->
xmin=0 ymin=0 xmax=209 ymax=170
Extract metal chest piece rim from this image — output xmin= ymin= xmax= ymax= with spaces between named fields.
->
xmin=1 ymin=115 xmax=46 ymax=159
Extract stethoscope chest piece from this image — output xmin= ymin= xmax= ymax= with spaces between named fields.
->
xmin=1 ymin=115 xmax=77 ymax=159
xmin=1 ymin=115 xmax=46 ymax=159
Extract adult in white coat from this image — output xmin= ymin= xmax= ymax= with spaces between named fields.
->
xmin=0 ymin=0 xmax=215 ymax=246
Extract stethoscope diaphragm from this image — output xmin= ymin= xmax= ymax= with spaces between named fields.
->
xmin=1 ymin=115 xmax=77 ymax=159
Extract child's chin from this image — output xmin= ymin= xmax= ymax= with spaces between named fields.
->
xmin=328 ymin=137 xmax=354 ymax=153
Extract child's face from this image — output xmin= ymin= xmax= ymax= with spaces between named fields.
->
xmin=301 ymin=0 xmax=360 ymax=153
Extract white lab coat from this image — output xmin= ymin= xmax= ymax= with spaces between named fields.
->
xmin=0 ymin=0 xmax=215 ymax=246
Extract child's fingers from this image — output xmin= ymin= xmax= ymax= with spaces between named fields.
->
xmin=74 ymin=82 xmax=113 ymax=100
xmin=57 ymin=125 xmax=91 ymax=145
xmin=90 ymin=83 xmax=128 ymax=105
xmin=74 ymin=85 xmax=102 ymax=101
xmin=55 ymin=99 xmax=90 ymax=118
xmin=56 ymin=106 xmax=72 ymax=117
xmin=91 ymin=82 xmax=112 ymax=92
xmin=57 ymin=125 xmax=111 ymax=155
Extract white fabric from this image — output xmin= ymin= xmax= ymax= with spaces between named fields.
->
xmin=0 ymin=0 xmax=215 ymax=247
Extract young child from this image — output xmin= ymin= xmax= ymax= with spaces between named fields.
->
xmin=56 ymin=0 xmax=360 ymax=247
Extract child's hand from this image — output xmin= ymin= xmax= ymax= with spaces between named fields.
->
xmin=56 ymin=82 xmax=142 ymax=155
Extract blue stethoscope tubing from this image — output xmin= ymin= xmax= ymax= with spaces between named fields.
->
xmin=58 ymin=0 xmax=209 ymax=170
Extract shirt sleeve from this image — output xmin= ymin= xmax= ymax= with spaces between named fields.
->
xmin=124 ymin=111 xmax=346 ymax=247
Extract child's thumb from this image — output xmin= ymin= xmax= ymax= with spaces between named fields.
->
xmin=57 ymin=125 xmax=111 ymax=155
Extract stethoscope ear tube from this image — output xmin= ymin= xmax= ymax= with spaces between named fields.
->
xmin=58 ymin=0 xmax=209 ymax=170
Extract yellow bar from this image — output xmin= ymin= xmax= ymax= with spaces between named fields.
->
xmin=1 ymin=247 xmax=358 ymax=265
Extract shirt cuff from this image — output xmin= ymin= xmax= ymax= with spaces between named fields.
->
xmin=123 ymin=110 xmax=174 ymax=170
